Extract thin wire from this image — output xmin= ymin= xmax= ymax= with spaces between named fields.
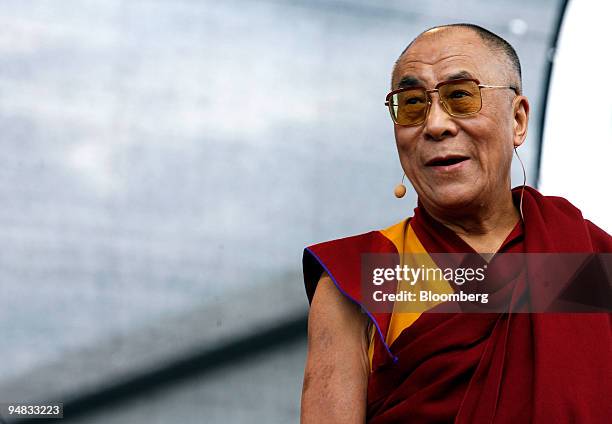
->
xmin=514 ymin=147 xmax=526 ymax=222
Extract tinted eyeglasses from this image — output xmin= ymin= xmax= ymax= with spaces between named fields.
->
xmin=385 ymin=78 xmax=518 ymax=126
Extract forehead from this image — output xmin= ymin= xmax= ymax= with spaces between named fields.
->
xmin=393 ymin=29 xmax=501 ymax=88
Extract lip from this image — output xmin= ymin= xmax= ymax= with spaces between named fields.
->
xmin=425 ymin=155 xmax=470 ymax=172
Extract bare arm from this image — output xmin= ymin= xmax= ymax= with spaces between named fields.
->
xmin=301 ymin=272 xmax=370 ymax=424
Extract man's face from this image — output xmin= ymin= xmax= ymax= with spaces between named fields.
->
xmin=392 ymin=29 xmax=521 ymax=213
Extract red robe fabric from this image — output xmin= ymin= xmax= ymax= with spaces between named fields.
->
xmin=302 ymin=186 xmax=612 ymax=423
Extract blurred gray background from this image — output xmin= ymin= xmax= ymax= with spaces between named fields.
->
xmin=0 ymin=0 xmax=562 ymax=422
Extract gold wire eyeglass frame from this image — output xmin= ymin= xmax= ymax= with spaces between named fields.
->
xmin=385 ymin=78 xmax=518 ymax=126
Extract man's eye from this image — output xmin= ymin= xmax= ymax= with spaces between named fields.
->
xmin=449 ymin=90 xmax=471 ymax=99
xmin=403 ymin=97 xmax=425 ymax=105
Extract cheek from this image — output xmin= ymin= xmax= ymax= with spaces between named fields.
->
xmin=394 ymin=130 xmax=422 ymax=177
xmin=463 ymin=115 xmax=513 ymax=165
xmin=394 ymin=127 xmax=419 ymax=155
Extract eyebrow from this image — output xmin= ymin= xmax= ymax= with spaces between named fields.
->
xmin=444 ymin=70 xmax=475 ymax=81
xmin=397 ymin=76 xmax=423 ymax=89
xmin=396 ymin=70 xmax=476 ymax=89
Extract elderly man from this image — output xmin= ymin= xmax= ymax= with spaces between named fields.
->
xmin=301 ymin=24 xmax=611 ymax=423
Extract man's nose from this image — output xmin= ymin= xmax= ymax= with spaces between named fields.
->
xmin=423 ymin=93 xmax=458 ymax=141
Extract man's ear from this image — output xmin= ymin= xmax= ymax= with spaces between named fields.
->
xmin=512 ymin=95 xmax=530 ymax=148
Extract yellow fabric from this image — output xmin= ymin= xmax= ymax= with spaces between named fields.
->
xmin=367 ymin=219 xmax=454 ymax=369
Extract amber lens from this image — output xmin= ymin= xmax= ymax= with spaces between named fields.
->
xmin=438 ymin=80 xmax=482 ymax=116
xmin=390 ymin=88 xmax=428 ymax=125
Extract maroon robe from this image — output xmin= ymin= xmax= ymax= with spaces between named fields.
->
xmin=303 ymin=186 xmax=612 ymax=423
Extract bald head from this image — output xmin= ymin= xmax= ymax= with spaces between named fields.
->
xmin=392 ymin=24 xmax=522 ymax=94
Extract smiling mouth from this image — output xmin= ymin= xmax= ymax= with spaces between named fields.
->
xmin=425 ymin=156 xmax=470 ymax=167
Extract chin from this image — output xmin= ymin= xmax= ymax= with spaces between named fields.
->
xmin=427 ymin=184 xmax=480 ymax=211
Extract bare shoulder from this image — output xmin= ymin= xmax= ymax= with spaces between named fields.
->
xmin=301 ymin=271 xmax=369 ymax=424
xmin=309 ymin=272 xmax=369 ymax=336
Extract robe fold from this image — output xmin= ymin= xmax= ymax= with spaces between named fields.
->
xmin=302 ymin=186 xmax=612 ymax=423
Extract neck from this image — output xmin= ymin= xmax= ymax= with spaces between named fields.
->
xmin=421 ymin=190 xmax=520 ymax=254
